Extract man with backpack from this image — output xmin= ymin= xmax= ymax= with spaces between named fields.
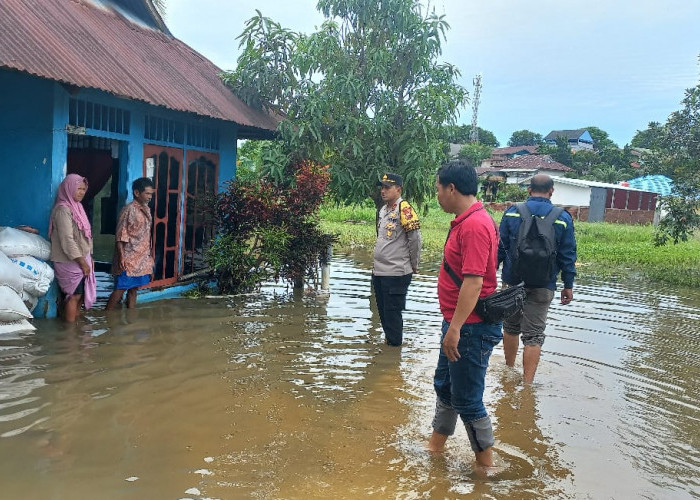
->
xmin=498 ymin=174 xmax=577 ymax=384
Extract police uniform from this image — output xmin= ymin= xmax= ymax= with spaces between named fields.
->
xmin=372 ymin=174 xmax=422 ymax=345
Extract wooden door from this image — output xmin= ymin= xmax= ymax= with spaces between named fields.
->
xmin=182 ymin=151 xmax=219 ymax=277
xmin=143 ymin=145 xmax=183 ymax=287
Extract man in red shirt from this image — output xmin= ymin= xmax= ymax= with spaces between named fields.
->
xmin=427 ymin=160 xmax=503 ymax=469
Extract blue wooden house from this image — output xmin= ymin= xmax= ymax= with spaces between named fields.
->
xmin=0 ymin=0 xmax=277 ymax=317
xmin=544 ymin=129 xmax=594 ymax=151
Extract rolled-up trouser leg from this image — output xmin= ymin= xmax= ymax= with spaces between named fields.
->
xmin=462 ymin=415 xmax=495 ymax=452
xmin=432 ymin=398 xmax=458 ymax=436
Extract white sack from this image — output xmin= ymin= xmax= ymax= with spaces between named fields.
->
xmin=0 ymin=319 xmax=36 ymax=335
xmin=0 ymin=285 xmax=32 ymax=322
xmin=0 ymin=250 xmax=24 ymax=294
xmin=19 ymin=289 xmax=39 ymax=312
xmin=9 ymin=255 xmax=54 ymax=296
xmin=0 ymin=227 xmax=51 ymax=260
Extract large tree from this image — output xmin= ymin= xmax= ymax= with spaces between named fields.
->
xmin=647 ymin=74 xmax=700 ymax=244
xmin=571 ymin=149 xmax=599 ymax=177
xmin=457 ymin=143 xmax=492 ymax=165
xmin=631 ymin=121 xmax=664 ymax=150
xmin=443 ymin=124 xmax=499 ymax=147
xmin=223 ymin=1 xmax=468 ymax=208
xmin=585 ymin=126 xmax=618 ymax=150
xmin=538 ymin=136 xmax=573 ymax=166
xmin=507 ymin=129 xmax=543 ymax=147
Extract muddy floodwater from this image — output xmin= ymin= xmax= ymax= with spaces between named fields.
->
xmin=1 ymin=253 xmax=699 ymax=499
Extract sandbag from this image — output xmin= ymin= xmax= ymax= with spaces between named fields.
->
xmin=0 ymin=285 xmax=32 ymax=322
xmin=9 ymin=255 xmax=54 ymax=296
xmin=19 ymin=289 xmax=39 ymax=312
xmin=0 ymin=319 xmax=36 ymax=335
xmin=0 ymin=250 xmax=24 ymax=294
xmin=0 ymin=227 xmax=51 ymax=260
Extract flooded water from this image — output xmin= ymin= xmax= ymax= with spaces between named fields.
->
xmin=1 ymin=253 xmax=699 ymax=499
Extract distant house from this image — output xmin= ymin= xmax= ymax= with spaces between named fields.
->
xmin=551 ymin=177 xmax=657 ymax=224
xmin=480 ymin=145 xmax=539 ymax=168
xmin=0 ymin=0 xmax=278 ymax=317
xmin=482 ymin=154 xmax=572 ymax=185
xmin=544 ymin=129 xmax=594 ymax=151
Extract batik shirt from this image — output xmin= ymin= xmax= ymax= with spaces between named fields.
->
xmin=373 ymin=197 xmax=422 ymax=276
xmin=113 ymin=201 xmax=154 ymax=277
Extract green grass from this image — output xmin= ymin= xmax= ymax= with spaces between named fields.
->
xmin=319 ymin=202 xmax=700 ymax=287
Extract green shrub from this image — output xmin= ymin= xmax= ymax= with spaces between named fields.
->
xmin=209 ymin=160 xmax=336 ymax=294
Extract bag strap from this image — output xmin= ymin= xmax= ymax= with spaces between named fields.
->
xmin=515 ymin=202 xmax=533 ymax=237
xmin=442 ymin=205 xmax=492 ymax=289
xmin=542 ymin=206 xmax=564 ymax=226
xmin=442 ymin=259 xmax=463 ymax=288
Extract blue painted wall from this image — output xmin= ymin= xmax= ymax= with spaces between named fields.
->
xmin=580 ymin=130 xmax=594 ymax=143
xmin=0 ymin=70 xmax=241 ymax=318
xmin=0 ymin=71 xmax=58 ymax=233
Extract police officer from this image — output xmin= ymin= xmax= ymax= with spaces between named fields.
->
xmin=372 ymin=173 xmax=422 ymax=346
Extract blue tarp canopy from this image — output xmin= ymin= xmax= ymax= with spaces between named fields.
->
xmin=626 ymin=175 xmax=674 ymax=196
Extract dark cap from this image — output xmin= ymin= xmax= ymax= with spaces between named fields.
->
xmin=377 ymin=172 xmax=403 ymax=187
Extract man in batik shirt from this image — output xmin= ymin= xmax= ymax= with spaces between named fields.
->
xmin=106 ymin=177 xmax=155 ymax=310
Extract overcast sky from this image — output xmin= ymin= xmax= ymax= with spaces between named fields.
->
xmin=165 ymin=0 xmax=700 ymax=147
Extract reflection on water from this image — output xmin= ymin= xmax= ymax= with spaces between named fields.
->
xmin=0 ymin=254 xmax=698 ymax=498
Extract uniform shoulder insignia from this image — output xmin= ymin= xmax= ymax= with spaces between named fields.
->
xmin=399 ymin=201 xmax=420 ymax=232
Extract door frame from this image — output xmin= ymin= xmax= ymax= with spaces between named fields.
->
xmin=143 ymin=144 xmax=183 ymax=287
xmin=182 ymin=150 xmax=219 ymax=277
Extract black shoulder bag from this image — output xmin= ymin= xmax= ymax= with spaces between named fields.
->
xmin=442 ymin=208 xmax=525 ymax=324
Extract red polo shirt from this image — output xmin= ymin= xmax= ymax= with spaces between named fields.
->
xmin=438 ymin=201 xmax=499 ymax=324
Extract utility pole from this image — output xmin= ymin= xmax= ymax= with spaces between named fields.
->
xmin=470 ymin=74 xmax=482 ymax=143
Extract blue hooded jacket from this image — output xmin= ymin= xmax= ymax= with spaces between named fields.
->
xmin=498 ymin=196 xmax=577 ymax=290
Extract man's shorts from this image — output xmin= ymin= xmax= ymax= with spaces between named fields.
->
xmin=502 ymin=287 xmax=555 ymax=346
xmin=115 ymin=271 xmax=151 ymax=291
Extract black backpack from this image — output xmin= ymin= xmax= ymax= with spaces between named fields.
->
xmin=513 ymin=203 xmax=564 ymax=288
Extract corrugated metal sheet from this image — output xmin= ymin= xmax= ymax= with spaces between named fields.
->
xmin=0 ymin=0 xmax=278 ymax=135
xmin=497 ymin=154 xmax=572 ymax=172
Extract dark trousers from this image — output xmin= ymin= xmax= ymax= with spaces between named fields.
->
xmin=372 ymin=273 xmax=412 ymax=346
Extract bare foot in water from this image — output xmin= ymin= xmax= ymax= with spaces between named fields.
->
xmin=427 ymin=431 xmax=448 ymax=453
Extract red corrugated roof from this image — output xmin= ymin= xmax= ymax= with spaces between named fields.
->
xmin=0 ymin=0 xmax=278 ymax=135
xmin=490 ymin=145 xmax=540 ymax=157
xmin=499 ymin=154 xmax=572 ymax=172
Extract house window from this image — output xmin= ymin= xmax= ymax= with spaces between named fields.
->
xmin=186 ymin=123 xmax=220 ymax=150
xmin=69 ymin=98 xmax=130 ymax=135
xmin=145 ymin=115 xmax=185 ymax=144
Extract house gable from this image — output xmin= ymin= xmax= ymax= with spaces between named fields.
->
xmin=544 ymin=128 xmax=593 ymax=150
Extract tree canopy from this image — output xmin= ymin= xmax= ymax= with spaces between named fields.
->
xmin=442 ymin=124 xmax=499 ymax=147
xmin=646 ymin=73 xmax=700 ymax=244
xmin=222 ymin=1 xmax=469 ymax=208
xmin=457 ymin=143 xmax=492 ymax=165
xmin=585 ymin=126 xmax=618 ymax=150
xmin=507 ymin=129 xmax=543 ymax=146
xmin=631 ymin=121 xmax=664 ymax=150
xmin=538 ymin=137 xmax=573 ymax=166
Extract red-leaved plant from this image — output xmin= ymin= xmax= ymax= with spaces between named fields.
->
xmin=208 ymin=159 xmax=336 ymax=293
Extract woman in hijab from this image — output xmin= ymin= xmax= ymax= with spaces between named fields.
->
xmin=49 ymin=174 xmax=96 ymax=322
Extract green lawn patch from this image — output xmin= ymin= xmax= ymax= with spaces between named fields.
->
xmin=319 ymin=202 xmax=700 ymax=287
